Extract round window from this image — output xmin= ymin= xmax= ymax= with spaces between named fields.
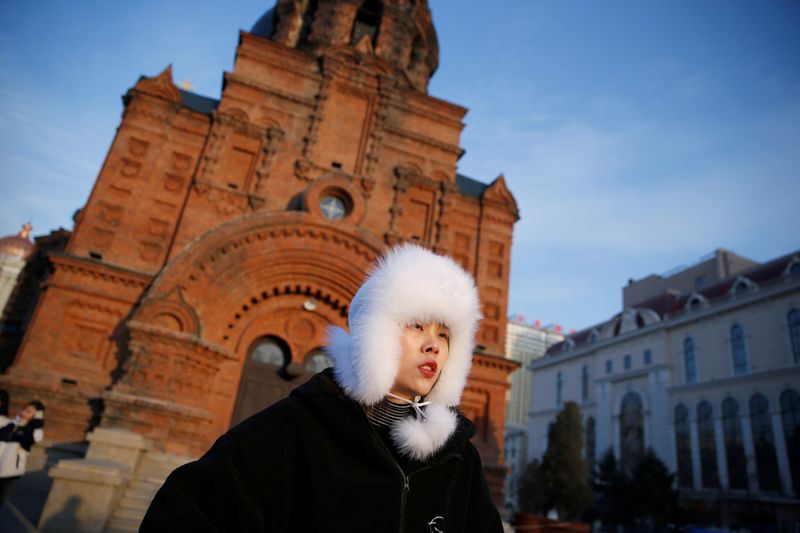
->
xmin=320 ymin=195 xmax=347 ymax=221
xmin=251 ymin=339 xmax=287 ymax=366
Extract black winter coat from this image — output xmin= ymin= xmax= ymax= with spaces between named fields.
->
xmin=0 ymin=418 xmax=43 ymax=452
xmin=141 ymin=369 xmax=503 ymax=532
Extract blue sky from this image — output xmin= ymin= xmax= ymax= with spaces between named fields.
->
xmin=1 ymin=1 xmax=798 ymax=332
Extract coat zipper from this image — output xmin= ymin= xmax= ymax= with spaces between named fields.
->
xmin=365 ymin=423 xmax=410 ymax=533
xmin=352 ymin=401 xmax=462 ymax=533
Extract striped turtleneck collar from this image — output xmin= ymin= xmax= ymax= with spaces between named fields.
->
xmin=367 ymin=398 xmax=415 ymax=428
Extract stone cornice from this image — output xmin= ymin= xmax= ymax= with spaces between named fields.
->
xmin=668 ymin=364 xmax=800 ymax=395
xmin=224 ymin=71 xmax=317 ymax=108
xmin=103 ymin=389 xmax=213 ymax=421
xmin=532 ymin=276 xmax=800 ymax=370
xmin=51 ymin=254 xmax=151 ymax=290
xmin=127 ymin=320 xmax=234 ymax=362
xmin=382 ymin=124 xmax=462 ymax=156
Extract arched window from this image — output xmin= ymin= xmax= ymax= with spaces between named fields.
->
xmin=581 ymin=365 xmax=590 ymax=403
xmin=730 ymin=324 xmax=748 ymax=375
xmin=297 ymin=0 xmax=319 ymax=45
xmin=250 ymin=337 xmax=290 ymax=367
xmin=750 ymin=394 xmax=780 ymax=492
xmin=722 ymin=398 xmax=748 ymax=490
xmin=674 ymin=404 xmax=694 ymax=488
xmin=561 ymin=337 xmax=576 ymax=353
xmin=697 ymin=401 xmax=720 ymax=488
xmin=685 ymin=293 xmax=709 ymax=311
xmin=620 ymin=392 xmax=644 ymax=471
xmin=780 ymin=389 xmax=800 ymax=494
xmin=556 ymin=371 xmax=564 ymax=408
xmin=585 ymin=417 xmax=596 ymax=471
xmin=683 ymin=337 xmax=697 ymax=384
xmin=730 ymin=276 xmax=757 ymax=295
xmin=789 ymin=308 xmax=800 ymax=365
xmin=303 ymin=348 xmax=332 ymax=373
xmin=351 ymin=0 xmax=383 ymax=47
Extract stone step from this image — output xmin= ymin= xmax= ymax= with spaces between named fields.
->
xmin=121 ymin=485 xmax=159 ymax=500
xmin=135 ymin=468 xmax=177 ymax=479
xmin=128 ymin=478 xmax=163 ymax=492
xmin=104 ymin=516 xmax=141 ymax=533
xmin=134 ymin=468 xmax=172 ymax=482
xmin=110 ymin=505 xmax=147 ymax=522
xmin=117 ymin=494 xmax=151 ymax=512
xmin=137 ymin=452 xmax=189 ymax=470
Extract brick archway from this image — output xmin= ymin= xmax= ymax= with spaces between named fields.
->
xmin=102 ymin=211 xmax=383 ymax=455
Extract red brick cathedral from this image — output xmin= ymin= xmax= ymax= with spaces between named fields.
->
xmin=1 ymin=0 xmax=518 ymax=500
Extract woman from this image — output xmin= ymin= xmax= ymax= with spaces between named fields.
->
xmin=142 ymin=244 xmax=502 ymax=532
xmin=0 ymin=400 xmax=45 ymax=506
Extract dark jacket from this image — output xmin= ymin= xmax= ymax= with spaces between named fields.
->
xmin=0 ymin=418 xmax=43 ymax=452
xmin=141 ymin=369 xmax=503 ymax=532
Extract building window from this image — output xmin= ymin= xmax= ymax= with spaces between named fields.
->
xmin=697 ymin=401 xmax=720 ymax=488
xmin=620 ymin=392 xmax=644 ymax=472
xmin=722 ymin=398 xmax=748 ymax=490
xmin=351 ymin=0 xmax=383 ymax=47
xmin=624 ymin=354 xmax=632 ymax=370
xmin=749 ymin=394 xmax=781 ymax=492
xmin=556 ymin=371 xmax=563 ymax=408
xmin=320 ymin=195 xmax=347 ymax=220
xmin=730 ymin=324 xmax=748 ymax=375
xmin=643 ymin=349 xmax=652 ymax=365
xmin=683 ymin=337 xmax=697 ymax=384
xmin=304 ymin=349 xmax=332 ymax=373
xmin=789 ymin=308 xmax=800 ymax=365
xmin=674 ymin=404 xmax=694 ymax=488
xmin=251 ymin=337 xmax=290 ymax=367
xmin=297 ymin=0 xmax=319 ymax=45
xmin=585 ymin=417 xmax=596 ymax=472
xmin=780 ymin=389 xmax=800 ymax=494
xmin=605 ymin=360 xmax=613 ymax=374
xmin=581 ymin=365 xmax=590 ymax=403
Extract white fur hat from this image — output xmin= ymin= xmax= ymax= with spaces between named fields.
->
xmin=325 ymin=243 xmax=482 ymax=459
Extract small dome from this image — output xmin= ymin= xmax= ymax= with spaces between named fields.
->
xmin=599 ymin=307 xmax=661 ymax=339
xmin=250 ymin=8 xmax=277 ymax=39
xmin=0 ymin=223 xmax=34 ymax=260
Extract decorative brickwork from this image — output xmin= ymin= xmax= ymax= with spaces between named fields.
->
xmin=1 ymin=0 xmax=519 ymax=502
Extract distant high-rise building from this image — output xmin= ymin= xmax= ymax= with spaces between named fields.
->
xmin=503 ymin=316 xmax=564 ymax=515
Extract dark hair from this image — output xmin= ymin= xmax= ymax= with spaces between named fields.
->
xmin=26 ymin=400 xmax=45 ymax=412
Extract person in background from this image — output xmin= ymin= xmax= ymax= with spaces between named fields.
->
xmin=142 ymin=243 xmax=502 ymax=532
xmin=0 ymin=400 xmax=45 ymax=506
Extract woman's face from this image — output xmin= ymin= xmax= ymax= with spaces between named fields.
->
xmin=388 ymin=321 xmax=450 ymax=401
xmin=20 ymin=405 xmax=37 ymax=423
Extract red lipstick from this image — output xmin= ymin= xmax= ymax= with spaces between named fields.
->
xmin=417 ymin=360 xmax=438 ymax=378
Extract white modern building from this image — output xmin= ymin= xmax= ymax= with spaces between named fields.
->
xmin=528 ymin=249 xmax=800 ymax=528
xmin=503 ymin=317 xmax=564 ymax=516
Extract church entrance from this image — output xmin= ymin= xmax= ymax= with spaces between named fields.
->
xmin=230 ymin=335 xmax=331 ymax=426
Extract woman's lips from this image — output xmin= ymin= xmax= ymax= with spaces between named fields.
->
xmin=418 ymin=361 xmax=438 ymax=378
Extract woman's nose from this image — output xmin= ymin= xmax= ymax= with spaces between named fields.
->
xmin=422 ymin=339 xmax=440 ymax=355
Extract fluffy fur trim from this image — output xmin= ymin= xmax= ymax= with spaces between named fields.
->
xmin=391 ymin=404 xmax=459 ymax=460
xmin=324 ymin=243 xmax=481 ymax=458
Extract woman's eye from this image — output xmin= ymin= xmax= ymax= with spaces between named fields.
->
xmin=439 ymin=333 xmax=449 ymax=340
xmin=414 ymin=324 xmax=423 ymax=331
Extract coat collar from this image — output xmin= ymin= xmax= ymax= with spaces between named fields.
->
xmin=292 ymin=370 xmax=475 ymax=462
